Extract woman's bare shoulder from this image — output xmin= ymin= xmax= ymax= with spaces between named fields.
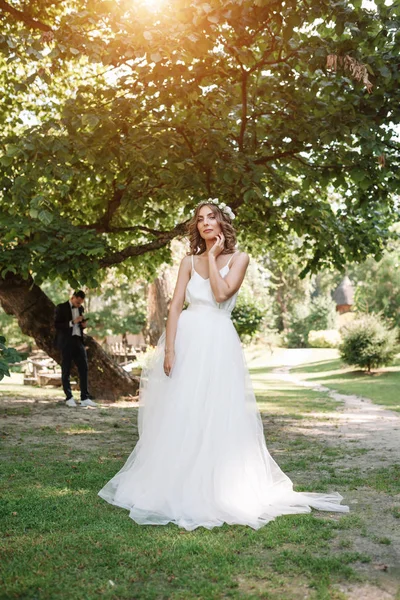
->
xmin=233 ymin=250 xmax=250 ymax=265
xmin=180 ymin=255 xmax=192 ymax=270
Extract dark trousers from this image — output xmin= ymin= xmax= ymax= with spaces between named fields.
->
xmin=61 ymin=336 xmax=89 ymax=400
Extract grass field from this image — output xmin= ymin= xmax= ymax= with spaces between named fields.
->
xmin=1 ymin=348 xmax=399 ymax=599
xmin=289 ymin=351 xmax=400 ymax=414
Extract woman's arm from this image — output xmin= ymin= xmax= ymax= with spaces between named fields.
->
xmin=163 ymin=255 xmax=191 ymax=375
xmin=209 ymin=248 xmax=250 ymax=303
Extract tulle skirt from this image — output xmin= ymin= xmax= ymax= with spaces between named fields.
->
xmin=98 ymin=304 xmax=349 ymax=530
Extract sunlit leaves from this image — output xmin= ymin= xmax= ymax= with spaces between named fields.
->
xmin=0 ymin=0 xmax=399 ymax=286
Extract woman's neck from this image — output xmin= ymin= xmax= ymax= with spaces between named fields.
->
xmin=202 ymin=240 xmax=217 ymax=256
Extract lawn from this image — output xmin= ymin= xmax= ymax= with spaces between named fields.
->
xmin=288 ymin=351 xmax=400 ymax=414
xmin=1 ymin=350 xmax=399 ymax=599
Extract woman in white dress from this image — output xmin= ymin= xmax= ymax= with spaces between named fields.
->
xmin=98 ymin=199 xmax=349 ymax=530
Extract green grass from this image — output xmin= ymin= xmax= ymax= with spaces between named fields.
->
xmin=1 ymin=350 xmax=399 ymax=599
xmin=290 ymin=356 xmax=400 ymax=413
xmin=0 ymin=372 xmax=65 ymax=400
xmin=0 ymin=443 xmax=371 ymax=600
xmin=249 ymin=367 xmax=342 ymax=418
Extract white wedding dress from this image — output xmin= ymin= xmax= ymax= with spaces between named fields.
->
xmin=98 ymin=252 xmax=349 ymax=530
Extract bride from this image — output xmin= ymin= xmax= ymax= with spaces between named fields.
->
xmin=98 ymin=199 xmax=349 ymax=530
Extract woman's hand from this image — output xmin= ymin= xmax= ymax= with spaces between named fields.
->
xmin=209 ymin=232 xmax=225 ymax=259
xmin=164 ymin=349 xmax=175 ymax=377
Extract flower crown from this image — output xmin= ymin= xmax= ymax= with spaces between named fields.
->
xmin=205 ymin=197 xmax=236 ymax=220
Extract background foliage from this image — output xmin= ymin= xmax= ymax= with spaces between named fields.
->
xmin=0 ymin=336 xmax=24 ymax=381
xmin=339 ymin=312 xmax=399 ymax=371
xmin=1 ymin=0 xmax=399 ymax=290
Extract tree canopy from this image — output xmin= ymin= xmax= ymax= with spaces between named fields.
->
xmin=1 ymin=0 xmax=399 ymax=286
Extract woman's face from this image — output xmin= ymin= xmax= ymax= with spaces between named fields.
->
xmin=197 ymin=205 xmax=222 ymax=240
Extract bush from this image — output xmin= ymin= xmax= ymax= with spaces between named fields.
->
xmin=308 ymin=329 xmax=342 ymax=348
xmin=231 ymin=295 xmax=265 ymax=343
xmin=339 ymin=313 xmax=399 ymax=372
xmin=0 ymin=336 xmax=23 ymax=381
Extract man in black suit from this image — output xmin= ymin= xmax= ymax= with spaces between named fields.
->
xmin=54 ymin=290 xmax=97 ymax=408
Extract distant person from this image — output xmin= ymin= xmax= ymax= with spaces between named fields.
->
xmin=54 ymin=290 xmax=97 ymax=408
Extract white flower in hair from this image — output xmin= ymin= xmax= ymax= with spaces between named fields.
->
xmin=206 ymin=197 xmax=235 ymax=220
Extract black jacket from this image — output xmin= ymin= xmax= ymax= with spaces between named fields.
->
xmin=54 ymin=300 xmax=85 ymax=350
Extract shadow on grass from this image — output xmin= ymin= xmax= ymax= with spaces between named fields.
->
xmin=0 ymin=363 xmax=398 ymax=598
xmin=248 ymin=365 xmax=286 ymax=375
xmin=313 ymin=369 xmax=399 ymax=382
xmin=256 ymin=392 xmax=339 ymax=415
xmin=1 ymin=403 xmax=397 ymax=598
xmin=290 ymin=359 xmax=344 ymax=374
xmin=0 ymin=444 xmax=373 ymax=600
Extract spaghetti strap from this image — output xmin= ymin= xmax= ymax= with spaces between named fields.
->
xmin=226 ymin=250 xmax=239 ymax=267
xmin=191 ymin=254 xmax=194 ymax=273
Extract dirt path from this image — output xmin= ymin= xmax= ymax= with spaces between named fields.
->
xmin=272 ymin=366 xmax=400 ymax=463
xmin=272 ymin=366 xmax=400 ymax=600
xmin=1 ymin=359 xmax=400 ymax=599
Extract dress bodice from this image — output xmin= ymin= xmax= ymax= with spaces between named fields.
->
xmin=185 ymin=252 xmax=239 ymax=314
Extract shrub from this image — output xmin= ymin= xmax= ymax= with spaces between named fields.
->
xmin=308 ymin=329 xmax=342 ymax=348
xmin=339 ymin=313 xmax=399 ymax=372
xmin=231 ymin=295 xmax=265 ymax=343
xmin=0 ymin=336 xmax=23 ymax=381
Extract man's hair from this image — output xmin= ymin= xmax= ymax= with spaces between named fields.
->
xmin=72 ymin=290 xmax=85 ymax=299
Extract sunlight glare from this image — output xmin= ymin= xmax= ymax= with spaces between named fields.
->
xmin=140 ymin=0 xmax=166 ymax=12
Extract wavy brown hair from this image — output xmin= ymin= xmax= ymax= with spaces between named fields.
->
xmin=186 ymin=202 xmax=237 ymax=256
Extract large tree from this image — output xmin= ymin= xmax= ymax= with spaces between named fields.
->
xmin=0 ymin=0 xmax=399 ymax=397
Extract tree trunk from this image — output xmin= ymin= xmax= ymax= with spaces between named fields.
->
xmin=145 ymin=272 xmax=171 ymax=346
xmin=0 ymin=273 xmax=139 ymax=400
xmin=275 ymin=270 xmax=290 ymax=333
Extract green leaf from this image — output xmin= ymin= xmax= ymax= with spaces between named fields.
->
xmin=379 ymin=65 xmax=391 ymax=79
xmin=244 ymin=189 xmax=255 ymax=202
xmin=6 ymin=144 xmax=20 ymax=157
xmin=82 ymin=114 xmax=100 ymax=128
xmin=38 ymin=210 xmax=53 ymax=225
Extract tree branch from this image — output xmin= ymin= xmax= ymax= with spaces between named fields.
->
xmin=248 ymin=35 xmax=278 ymax=74
xmin=99 ymin=222 xmax=189 ymax=268
xmin=176 ymin=127 xmax=197 ymax=157
xmin=254 ymin=150 xmax=301 ymax=164
xmin=257 ymin=52 xmax=298 ymax=71
xmin=293 ymin=156 xmax=357 ymax=170
xmin=0 ymin=0 xmax=52 ymax=32
xmin=99 ymin=188 xmax=249 ymax=268
xmin=98 ymin=180 xmax=127 ymax=232
xmin=78 ymin=223 xmax=170 ymax=236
